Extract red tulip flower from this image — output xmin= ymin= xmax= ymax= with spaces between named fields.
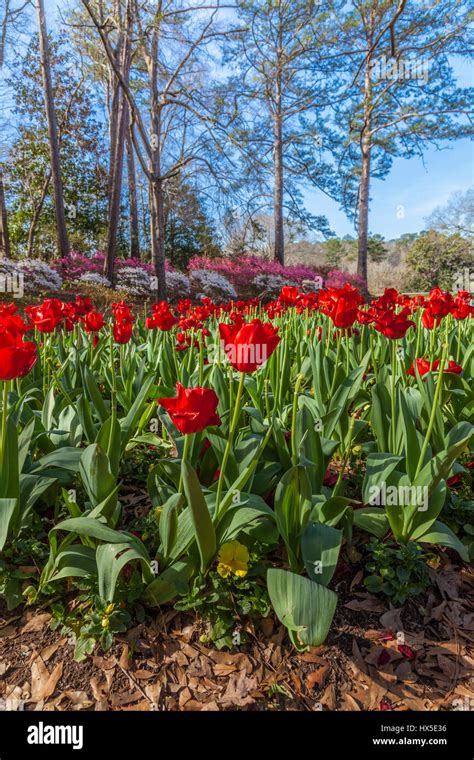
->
xmin=407 ymin=358 xmax=431 ymax=377
xmin=319 ymin=284 xmax=364 ymax=329
xmin=25 ymin=299 xmax=63 ymax=333
xmin=373 ymin=307 xmax=415 ymax=340
xmin=158 ymin=383 xmax=221 ymax=434
xmin=426 ymin=288 xmax=453 ymax=319
xmin=451 ymin=292 xmax=474 ymax=320
xmin=433 ymin=359 xmax=463 ymax=375
xmin=0 ymin=318 xmax=37 ymax=381
xmin=113 ymin=320 xmax=133 ymax=344
xmin=83 ymin=310 xmax=105 ymax=333
xmin=219 ymin=318 xmax=280 ymax=372
xmin=146 ymin=305 xmax=177 ymax=331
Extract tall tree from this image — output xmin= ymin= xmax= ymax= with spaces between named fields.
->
xmin=35 ymin=0 xmax=70 ymax=257
xmin=126 ymin=124 xmax=140 ymax=258
xmin=225 ymin=0 xmax=335 ymax=264
xmin=325 ymin=0 xmax=473 ymax=285
xmin=6 ymin=36 xmax=107 ymax=256
xmin=0 ymin=0 xmax=30 ymax=258
xmin=80 ymin=0 xmax=238 ymax=297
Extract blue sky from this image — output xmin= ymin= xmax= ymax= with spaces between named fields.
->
xmin=306 ymin=137 xmax=474 ymax=239
xmin=13 ymin=1 xmax=474 ymax=240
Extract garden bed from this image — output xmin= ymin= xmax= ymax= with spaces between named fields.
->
xmin=0 ymin=283 xmax=472 ymax=715
xmin=1 ymin=554 xmax=472 ymax=711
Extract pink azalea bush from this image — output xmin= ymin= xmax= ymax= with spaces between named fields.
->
xmin=56 ymin=251 xmax=175 ymax=280
xmin=55 ymin=251 xmax=366 ymax=298
xmin=188 ymin=255 xmax=318 ymax=287
xmin=324 ymin=269 xmax=366 ymax=290
xmin=188 ymin=255 xmax=365 ymax=292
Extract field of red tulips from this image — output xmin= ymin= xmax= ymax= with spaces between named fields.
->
xmin=0 ymin=284 xmax=473 ymax=711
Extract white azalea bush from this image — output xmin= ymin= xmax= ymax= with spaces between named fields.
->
xmin=165 ymin=270 xmax=191 ymax=301
xmin=18 ymin=259 xmax=63 ymax=294
xmin=116 ymin=266 xmax=152 ymax=297
xmin=190 ymin=269 xmax=237 ymax=301
xmin=79 ymin=272 xmax=112 ymax=288
xmin=252 ymin=273 xmax=298 ymax=299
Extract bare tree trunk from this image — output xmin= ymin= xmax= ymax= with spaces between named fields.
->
xmin=36 ymin=0 xmax=69 ymax=258
xmin=26 ymin=171 xmax=52 ymax=257
xmin=357 ymin=33 xmax=373 ymax=288
xmin=0 ymin=172 xmax=10 ymax=259
xmin=105 ymin=93 xmax=127 ymax=282
xmin=126 ymin=125 xmax=140 ymax=259
xmin=150 ymin=178 xmax=166 ymax=299
xmin=104 ymin=0 xmax=132 ymax=283
xmin=148 ymin=28 xmax=166 ymax=299
xmin=273 ymin=113 xmax=284 ymax=266
xmin=273 ymin=61 xmax=284 ymax=265
xmin=357 ymin=143 xmax=371 ymax=287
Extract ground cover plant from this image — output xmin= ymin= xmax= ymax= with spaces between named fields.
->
xmin=0 ymin=283 xmax=472 ymax=710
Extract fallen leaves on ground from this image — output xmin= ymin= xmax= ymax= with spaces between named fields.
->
xmin=0 ymin=560 xmax=472 ymax=712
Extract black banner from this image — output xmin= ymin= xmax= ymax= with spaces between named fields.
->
xmin=0 ymin=710 xmax=471 ymax=758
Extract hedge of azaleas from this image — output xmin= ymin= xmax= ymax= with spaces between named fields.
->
xmin=0 ymin=284 xmax=472 ymax=655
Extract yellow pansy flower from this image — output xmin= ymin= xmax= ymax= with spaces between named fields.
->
xmin=216 ymin=540 xmax=250 ymax=578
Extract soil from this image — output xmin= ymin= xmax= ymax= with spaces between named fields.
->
xmin=1 ymin=557 xmax=472 ymax=712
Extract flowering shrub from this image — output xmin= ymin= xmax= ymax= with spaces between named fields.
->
xmin=79 ymin=272 xmax=112 ymax=288
xmin=0 ymin=259 xmax=19 ymax=279
xmin=18 ymin=259 xmax=63 ymax=293
xmin=166 ymin=270 xmax=191 ymax=301
xmin=116 ymin=266 xmax=152 ymax=297
xmin=0 ymin=285 xmax=472 ymax=668
xmin=56 ymin=251 xmax=155 ymax=281
xmin=188 ymin=255 xmax=318 ymax=288
xmin=190 ymin=269 xmax=237 ymax=301
xmin=324 ymin=269 xmax=366 ymax=291
xmin=252 ymin=273 xmax=298 ymax=299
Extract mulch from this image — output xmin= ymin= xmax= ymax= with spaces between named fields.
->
xmin=1 ymin=557 xmax=472 ymax=712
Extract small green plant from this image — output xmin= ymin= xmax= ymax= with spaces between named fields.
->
xmin=0 ymin=535 xmax=50 ymax=609
xmin=50 ymin=594 xmax=133 ymax=661
xmin=175 ymin=563 xmax=271 ymax=650
xmin=364 ymin=539 xmax=431 ymax=604
xmin=442 ymin=494 xmax=474 ymax=560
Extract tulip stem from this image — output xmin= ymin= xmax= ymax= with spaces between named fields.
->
xmin=0 ymin=381 xmax=7 ymax=475
xmin=414 ymin=342 xmax=448 ymax=480
xmin=179 ymin=433 xmax=193 ymax=494
xmin=329 ymin=330 xmax=342 ymax=397
xmin=291 ymin=374 xmax=304 ymax=465
xmin=429 ymin=319 xmax=437 ymax=368
xmin=456 ymin=320 xmax=462 ymax=364
xmin=369 ymin=330 xmax=378 ymax=383
xmin=390 ymin=339 xmax=397 ymax=453
xmin=215 ymin=371 xmax=246 ymax=516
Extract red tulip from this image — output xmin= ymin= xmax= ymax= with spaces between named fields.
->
xmin=433 ymin=359 xmax=463 ymax=375
xmin=83 ymin=310 xmax=105 ymax=333
xmin=451 ymin=293 xmax=474 ymax=320
xmin=113 ymin=320 xmax=133 ymax=344
xmin=25 ymin=299 xmax=63 ymax=333
xmin=219 ymin=318 xmax=280 ymax=372
xmin=147 ymin=307 xmax=177 ymax=331
xmin=407 ymin=358 xmax=431 ymax=377
xmin=426 ymin=287 xmax=453 ymax=318
xmin=158 ymin=383 xmax=221 ymax=434
xmin=0 ymin=320 xmax=37 ymax=381
xmin=373 ymin=307 xmax=415 ymax=340
xmin=319 ymin=284 xmax=363 ymax=329
xmin=421 ymin=307 xmax=436 ymax=329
